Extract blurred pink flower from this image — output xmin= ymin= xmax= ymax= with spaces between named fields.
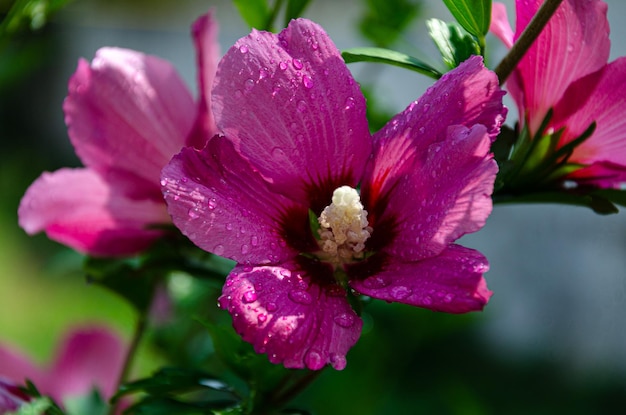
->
xmin=0 ymin=377 xmax=31 ymax=412
xmin=18 ymin=12 xmax=220 ymax=256
xmin=161 ymin=19 xmax=505 ymax=370
xmin=491 ymin=0 xmax=626 ymax=188
xmin=0 ymin=326 xmax=125 ymax=409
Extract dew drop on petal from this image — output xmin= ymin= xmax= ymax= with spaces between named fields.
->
xmin=330 ymin=353 xmax=347 ymax=370
xmin=305 ymin=349 xmax=324 ymax=370
xmin=333 ymin=312 xmax=355 ymax=328
xmin=292 ymin=58 xmax=303 ymax=69
xmin=208 ymin=198 xmax=217 ymax=210
xmin=244 ymin=78 xmax=255 ymax=91
xmin=296 ymin=100 xmax=307 ymax=112
xmin=187 ymin=208 xmax=200 ymax=219
xmin=302 ymin=75 xmax=314 ymax=89
xmin=160 ymin=179 xmax=167 ymax=186
xmin=213 ymin=244 xmax=225 ymax=256
xmin=266 ymin=302 xmax=278 ymax=312
xmin=288 ymin=289 xmax=313 ymax=305
xmin=390 ymin=286 xmax=412 ymax=300
xmin=239 ymin=44 xmax=249 ymax=53
xmin=241 ymin=244 xmax=250 ymax=254
xmin=444 ymin=293 xmax=454 ymax=303
xmin=259 ymin=67 xmax=269 ymax=80
xmin=362 ymin=275 xmax=391 ymax=289
xmin=279 ymin=61 xmax=288 ymax=70
xmin=251 ymin=236 xmax=259 ymax=246
xmin=344 ymin=96 xmax=355 ymax=110
xmin=242 ymin=290 xmax=257 ymax=303
xmin=257 ymin=313 xmax=267 ymax=324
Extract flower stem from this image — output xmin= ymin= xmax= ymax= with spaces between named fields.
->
xmin=270 ymin=369 xmax=324 ymax=409
xmin=107 ymin=311 xmax=148 ymax=415
xmin=494 ymin=0 xmax=564 ymax=84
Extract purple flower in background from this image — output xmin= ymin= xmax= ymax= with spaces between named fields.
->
xmin=162 ymin=19 xmax=505 ymax=370
xmin=491 ymin=0 xmax=626 ymax=188
xmin=18 ymin=12 xmax=220 ymax=256
xmin=0 ymin=326 xmax=124 ymax=409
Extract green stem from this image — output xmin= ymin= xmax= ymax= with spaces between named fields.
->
xmin=270 ymin=369 xmax=325 ymax=409
xmin=107 ymin=311 xmax=148 ymax=415
xmin=264 ymin=0 xmax=285 ymax=31
xmin=494 ymin=0 xmax=564 ymax=84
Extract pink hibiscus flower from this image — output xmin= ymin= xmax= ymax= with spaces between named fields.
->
xmin=491 ymin=0 xmax=626 ymax=188
xmin=161 ymin=19 xmax=505 ymax=370
xmin=0 ymin=326 xmax=124 ymax=410
xmin=18 ymin=12 xmax=220 ymax=256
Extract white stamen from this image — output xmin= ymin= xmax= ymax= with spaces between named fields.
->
xmin=317 ymin=186 xmax=372 ymax=265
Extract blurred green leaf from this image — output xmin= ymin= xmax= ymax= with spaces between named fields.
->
xmin=427 ymin=18 xmax=481 ymax=70
xmin=0 ymin=0 xmax=74 ymax=37
xmin=284 ymin=0 xmax=310 ymax=27
xmin=11 ymin=397 xmax=53 ymax=415
xmin=232 ymin=0 xmax=270 ymax=29
xmin=358 ymin=0 xmax=421 ymax=47
xmin=494 ymin=191 xmax=619 ymax=215
xmin=342 ymin=47 xmax=442 ymax=79
xmin=442 ymin=0 xmax=492 ymax=38
xmin=64 ymin=389 xmax=108 ymax=415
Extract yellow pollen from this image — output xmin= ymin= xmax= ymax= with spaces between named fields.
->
xmin=317 ymin=186 xmax=372 ymax=265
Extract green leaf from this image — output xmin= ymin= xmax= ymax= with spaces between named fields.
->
xmin=426 ymin=18 xmax=481 ymax=70
xmin=494 ymin=191 xmax=619 ymax=215
xmin=0 ymin=0 xmax=75 ymax=37
xmin=232 ymin=0 xmax=270 ymax=29
xmin=284 ymin=0 xmax=311 ymax=27
xmin=342 ymin=47 xmax=442 ymax=79
xmin=442 ymin=0 xmax=492 ymax=38
xmin=593 ymin=189 xmax=626 ymax=208
xmin=64 ymin=389 xmax=108 ymax=415
xmin=10 ymin=397 xmax=53 ymax=415
xmin=358 ymin=0 xmax=421 ymax=47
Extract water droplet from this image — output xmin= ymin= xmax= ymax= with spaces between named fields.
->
xmin=302 ymin=75 xmax=314 ymax=89
xmin=444 ymin=293 xmax=454 ymax=303
xmin=226 ymin=223 xmax=233 ymax=231
xmin=390 ymin=286 xmax=412 ymax=300
xmin=257 ymin=313 xmax=267 ymax=323
xmin=242 ymin=290 xmax=257 ymax=303
xmin=330 ymin=353 xmax=346 ymax=370
xmin=254 ymin=282 xmax=264 ymax=291
xmin=333 ymin=312 xmax=355 ymax=327
xmin=288 ymin=289 xmax=313 ymax=305
xmin=305 ymin=350 xmax=324 ymax=370
xmin=241 ymin=244 xmax=250 ymax=254
xmin=292 ymin=58 xmax=303 ymax=69
xmin=266 ymin=302 xmax=278 ymax=311
xmin=244 ymin=78 xmax=255 ymax=91
xmin=259 ymin=67 xmax=269 ymax=80
xmin=187 ymin=208 xmax=200 ymax=219
xmin=423 ymin=295 xmax=433 ymax=305
xmin=279 ymin=61 xmax=288 ymax=70
xmin=344 ymin=96 xmax=355 ymax=110
xmin=272 ymin=147 xmax=286 ymax=158
xmin=362 ymin=275 xmax=391 ymax=289
xmin=239 ymin=44 xmax=249 ymax=54
xmin=296 ymin=100 xmax=307 ymax=112
xmin=272 ymin=83 xmax=281 ymax=97
xmin=208 ymin=198 xmax=217 ymax=210
xmin=422 ymin=104 xmax=431 ymax=113
xmin=160 ymin=179 xmax=167 ymax=186
xmin=310 ymin=41 xmax=319 ymax=50
xmin=213 ymin=244 xmax=225 ymax=256
xmin=251 ymin=236 xmax=259 ymax=246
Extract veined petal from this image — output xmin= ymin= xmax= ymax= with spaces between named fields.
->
xmin=564 ymin=161 xmax=626 ymax=189
xmin=18 ymin=168 xmax=168 ymax=256
xmin=362 ymin=57 xmax=502 ymax=257
xmin=370 ymin=124 xmax=497 ymax=261
xmin=511 ymin=0 xmax=610 ymax=132
xmin=186 ymin=11 xmax=220 ymax=149
xmin=490 ymin=2 xmax=514 ymax=48
xmin=218 ymin=261 xmax=362 ymax=370
xmin=212 ymin=18 xmax=371 ymax=203
xmin=161 ymin=137 xmax=301 ymax=265
xmin=47 ymin=327 xmax=124 ymax=400
xmin=65 ymin=47 xmax=196 ymax=191
xmin=350 ymin=245 xmax=492 ymax=313
xmin=552 ymin=57 xmax=626 ymax=169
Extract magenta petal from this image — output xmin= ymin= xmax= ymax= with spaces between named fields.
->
xmin=186 ymin=11 xmax=220 ymax=149
xmin=373 ymin=124 xmax=497 ymax=261
xmin=490 ymin=2 xmax=514 ymax=48
xmin=511 ymin=0 xmax=610 ymax=132
xmin=218 ymin=262 xmax=362 ymax=370
xmin=47 ymin=326 xmax=124 ymax=400
xmin=212 ymin=18 xmax=371 ymax=202
xmin=551 ymin=57 xmax=626 ymax=170
xmin=65 ymin=47 xmax=196 ymax=188
xmin=0 ymin=378 xmax=30 ymax=412
xmin=0 ymin=345 xmax=46 ymax=387
xmin=565 ymin=161 xmax=626 ymax=189
xmin=161 ymin=137 xmax=300 ymax=264
xmin=350 ymin=245 xmax=492 ymax=313
xmin=18 ymin=168 xmax=168 ymax=256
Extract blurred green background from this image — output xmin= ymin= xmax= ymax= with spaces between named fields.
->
xmin=1 ymin=0 xmax=626 ymax=413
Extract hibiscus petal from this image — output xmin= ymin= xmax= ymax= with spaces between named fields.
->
xmin=161 ymin=136 xmax=301 ymax=265
xmin=18 ymin=168 xmax=168 ymax=256
xmin=212 ymin=18 xmax=371 ymax=203
xmin=0 ymin=378 xmax=31 ymax=412
xmin=65 ymin=47 xmax=195 ymax=190
xmin=564 ymin=161 xmax=626 ymax=189
xmin=372 ymin=124 xmax=497 ymax=260
xmin=490 ymin=2 xmax=514 ymax=48
xmin=48 ymin=327 xmax=125 ymax=400
xmin=551 ymin=57 xmax=626 ymax=173
xmin=186 ymin=11 xmax=220 ymax=149
xmin=0 ymin=345 xmax=46 ymax=386
xmin=511 ymin=0 xmax=610 ymax=132
xmin=218 ymin=261 xmax=362 ymax=370
xmin=350 ymin=245 xmax=492 ymax=313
